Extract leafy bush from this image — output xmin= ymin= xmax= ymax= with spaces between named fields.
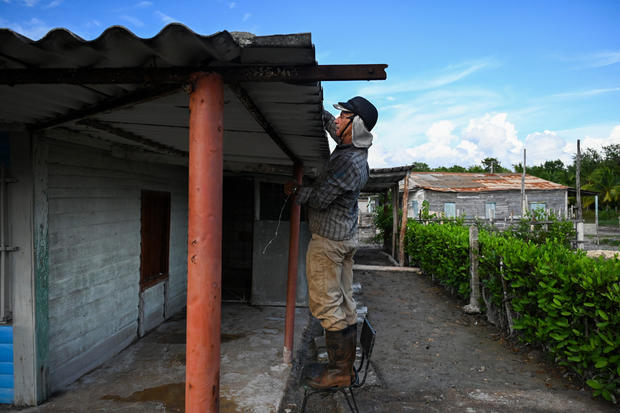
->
xmin=407 ymin=221 xmax=620 ymax=403
xmin=406 ymin=220 xmax=470 ymax=299
xmin=504 ymin=209 xmax=576 ymax=248
xmin=372 ymin=191 xmax=402 ymax=246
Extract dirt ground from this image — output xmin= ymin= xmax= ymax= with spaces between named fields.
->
xmin=284 ymin=247 xmax=617 ymax=413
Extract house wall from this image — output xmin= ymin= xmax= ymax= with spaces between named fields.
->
xmin=250 ymin=179 xmax=309 ymax=306
xmin=7 ymin=132 xmax=40 ymax=405
xmin=408 ymin=189 xmax=567 ymax=219
xmin=42 ymin=138 xmax=188 ymax=393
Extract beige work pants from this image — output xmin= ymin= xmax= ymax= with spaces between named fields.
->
xmin=306 ymin=233 xmax=357 ymax=332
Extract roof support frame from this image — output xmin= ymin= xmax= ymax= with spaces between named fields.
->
xmin=30 ymin=84 xmax=182 ymax=131
xmin=228 ymin=83 xmax=301 ymax=165
xmin=77 ymin=118 xmax=188 ymax=157
xmin=0 ymin=64 xmax=387 ymax=85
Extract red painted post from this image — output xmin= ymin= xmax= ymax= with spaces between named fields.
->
xmin=186 ymin=72 xmax=224 ymax=413
xmin=283 ymin=163 xmax=303 ymax=363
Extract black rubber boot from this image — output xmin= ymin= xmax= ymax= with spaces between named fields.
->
xmin=306 ymin=324 xmax=357 ymax=389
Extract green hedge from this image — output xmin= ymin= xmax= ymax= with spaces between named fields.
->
xmin=405 ymin=220 xmax=470 ymax=299
xmin=406 ymin=221 xmax=620 ymax=403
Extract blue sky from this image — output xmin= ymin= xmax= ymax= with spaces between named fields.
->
xmin=1 ymin=0 xmax=619 ymax=169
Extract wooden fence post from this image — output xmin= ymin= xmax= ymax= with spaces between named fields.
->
xmin=463 ymin=225 xmax=481 ymax=314
xmin=391 ymin=184 xmax=398 ymax=259
xmin=398 ymin=171 xmax=410 ymax=266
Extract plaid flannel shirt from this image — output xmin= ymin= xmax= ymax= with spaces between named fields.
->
xmin=296 ymin=144 xmax=369 ymax=241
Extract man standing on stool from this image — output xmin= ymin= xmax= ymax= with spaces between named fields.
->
xmin=284 ymin=96 xmax=377 ymax=389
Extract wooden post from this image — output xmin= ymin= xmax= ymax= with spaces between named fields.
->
xmin=283 ymin=163 xmax=303 ymax=364
xmin=499 ymin=258 xmax=514 ymax=334
xmin=575 ymin=139 xmax=584 ymax=250
xmin=391 ymin=184 xmax=398 ymax=259
xmin=398 ymin=171 xmax=410 ymax=266
xmin=463 ymin=225 xmax=480 ymax=314
xmin=576 ymin=139 xmax=582 ymax=221
xmin=186 ymin=72 xmax=224 ymax=413
xmin=521 ymin=148 xmax=526 ymax=216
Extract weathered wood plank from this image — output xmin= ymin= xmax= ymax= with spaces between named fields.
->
xmin=44 ymin=136 xmax=188 ymax=393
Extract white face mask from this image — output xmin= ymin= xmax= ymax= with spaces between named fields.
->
xmin=351 ymin=116 xmax=373 ymax=148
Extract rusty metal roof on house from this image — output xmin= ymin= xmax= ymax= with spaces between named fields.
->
xmin=403 ymin=172 xmax=569 ymax=192
xmin=0 ymin=24 xmax=386 ymax=176
xmin=363 ymin=165 xmax=413 ymax=193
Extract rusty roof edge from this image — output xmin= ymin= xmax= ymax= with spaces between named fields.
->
xmin=232 ymin=32 xmax=312 ymax=48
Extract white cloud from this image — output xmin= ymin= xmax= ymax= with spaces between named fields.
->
xmin=155 ymin=11 xmax=175 ymax=24
xmin=403 ymin=121 xmax=480 ymax=166
xmin=120 ymin=14 xmax=144 ymax=27
xmin=523 ymin=125 xmax=620 ymax=167
xmin=6 ymin=17 xmax=51 ymax=39
xmin=135 ymin=1 xmax=152 ymax=8
xmin=243 ymin=12 xmax=251 ymax=22
xmin=578 ymin=125 xmax=620 ymax=153
xmin=582 ymin=51 xmax=620 ymax=68
xmin=228 ymin=1 xmax=236 ymax=8
xmin=524 ymin=130 xmax=570 ymax=165
xmin=554 ymin=87 xmax=620 ymax=98
xmin=559 ymin=51 xmax=620 ymax=70
xmin=21 ymin=0 xmax=39 ymax=6
xmin=367 ymin=141 xmax=392 ymax=168
xmin=42 ymin=0 xmax=61 ymax=8
xmin=359 ymin=58 xmax=499 ymax=96
xmin=462 ymin=113 xmax=523 ymax=166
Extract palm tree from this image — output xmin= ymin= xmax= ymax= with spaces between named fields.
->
xmin=582 ymin=166 xmax=620 ymax=211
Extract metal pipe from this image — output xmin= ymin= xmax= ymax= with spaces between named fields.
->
xmin=595 ymin=195 xmax=599 ymax=245
xmin=283 ymin=163 xmax=303 ymax=364
xmin=186 ymin=72 xmax=224 ymax=413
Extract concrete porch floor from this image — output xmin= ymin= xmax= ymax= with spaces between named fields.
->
xmin=7 ymin=304 xmax=308 ymax=413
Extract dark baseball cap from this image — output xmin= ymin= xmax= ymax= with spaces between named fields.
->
xmin=333 ymin=96 xmax=378 ymax=131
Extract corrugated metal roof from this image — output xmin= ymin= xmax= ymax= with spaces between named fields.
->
xmin=0 ymin=24 xmax=329 ymax=176
xmin=363 ymin=165 xmax=413 ymax=193
xmin=405 ymin=172 xmax=569 ymax=192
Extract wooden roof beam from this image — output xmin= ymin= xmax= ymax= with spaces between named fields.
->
xmin=77 ymin=119 xmax=188 ymax=157
xmin=228 ymin=83 xmax=301 ymax=165
xmin=31 ymin=84 xmax=181 ymax=131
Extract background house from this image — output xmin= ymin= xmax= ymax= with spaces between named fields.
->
xmin=402 ymin=172 xmax=569 ymax=220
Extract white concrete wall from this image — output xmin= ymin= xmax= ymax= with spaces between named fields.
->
xmin=43 ymin=138 xmax=188 ymax=392
xmin=7 ymin=132 xmax=39 ymax=405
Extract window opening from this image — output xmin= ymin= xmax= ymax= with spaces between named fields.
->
xmin=485 ymin=202 xmax=496 ymax=219
xmin=140 ymin=190 xmax=171 ymax=290
xmin=444 ymin=202 xmax=456 ymax=218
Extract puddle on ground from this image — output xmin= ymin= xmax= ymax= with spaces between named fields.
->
xmin=221 ymin=332 xmax=246 ymax=342
xmin=102 ymin=382 xmax=241 ymax=412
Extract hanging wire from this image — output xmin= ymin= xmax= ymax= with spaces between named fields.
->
xmin=261 ymin=193 xmax=292 ymax=255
